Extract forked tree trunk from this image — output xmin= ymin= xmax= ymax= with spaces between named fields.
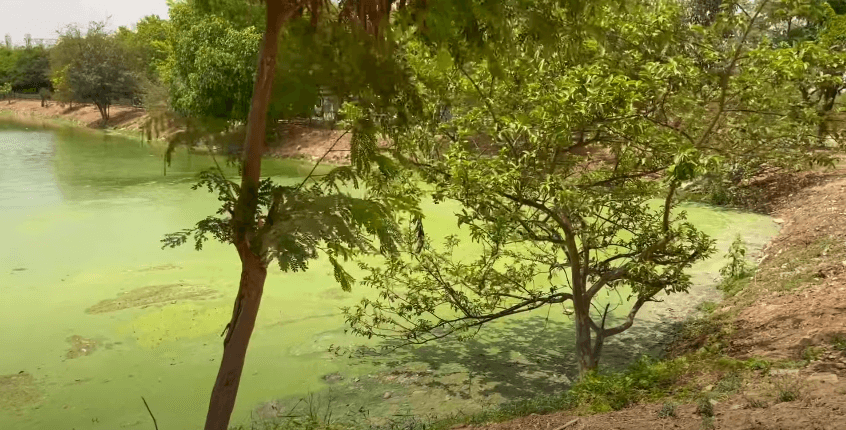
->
xmin=203 ymin=2 xmax=293 ymax=430
xmin=574 ymin=299 xmax=599 ymax=377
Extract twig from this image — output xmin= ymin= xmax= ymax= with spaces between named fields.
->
xmin=296 ymin=129 xmax=350 ymax=191
xmin=552 ymin=418 xmax=580 ymax=430
xmin=141 ymin=396 xmax=159 ymax=430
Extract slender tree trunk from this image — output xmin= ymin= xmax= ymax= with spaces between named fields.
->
xmin=574 ymin=300 xmax=599 ymax=378
xmin=204 ymin=246 xmax=267 ymax=430
xmin=203 ymin=2 xmax=293 ymax=430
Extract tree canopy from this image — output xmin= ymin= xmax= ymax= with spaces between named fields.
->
xmin=343 ymin=0 xmax=838 ymax=375
xmin=51 ymin=23 xmax=140 ymax=123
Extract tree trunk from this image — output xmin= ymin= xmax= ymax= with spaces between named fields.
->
xmin=203 ymin=246 xmax=267 ymax=430
xmin=95 ymin=102 xmax=108 ymax=126
xmin=574 ymin=302 xmax=599 ymax=378
xmin=202 ymin=2 xmax=292 ymax=430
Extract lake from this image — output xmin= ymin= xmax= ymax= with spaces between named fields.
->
xmin=0 ymin=122 xmax=779 ymax=429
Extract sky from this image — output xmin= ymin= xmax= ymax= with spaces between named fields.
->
xmin=1 ymin=0 xmax=171 ymax=45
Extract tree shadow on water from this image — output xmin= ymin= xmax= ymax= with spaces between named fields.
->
xmin=357 ymin=313 xmax=683 ymax=403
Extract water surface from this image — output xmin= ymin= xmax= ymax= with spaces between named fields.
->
xmin=0 ymin=123 xmax=779 ymax=429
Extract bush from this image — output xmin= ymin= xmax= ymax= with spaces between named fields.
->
xmin=568 ymin=356 xmax=687 ymax=413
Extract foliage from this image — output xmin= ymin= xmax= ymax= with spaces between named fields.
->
xmin=569 ymin=356 xmax=688 ymax=413
xmin=162 ymin=1 xmax=261 ymax=122
xmin=0 ymin=82 xmax=11 ymax=103
xmin=696 ymin=394 xmax=714 ymax=417
xmin=51 ymin=23 xmax=139 ymax=123
xmin=5 ymin=45 xmax=50 ymax=93
xmin=657 ymin=401 xmax=678 ymax=418
xmin=719 ymin=235 xmax=752 ymax=279
xmin=163 ymin=161 xmax=420 ymax=292
xmin=773 ymin=375 xmax=804 ymax=402
xmin=345 ymin=0 xmax=830 ymax=376
xmin=831 ymin=334 xmax=846 ymax=350
xmin=115 ymin=15 xmax=171 ymax=84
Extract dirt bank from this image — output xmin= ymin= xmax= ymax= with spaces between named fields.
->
xmin=0 ymin=99 xmax=352 ymax=164
xmin=0 ymin=99 xmax=147 ymax=130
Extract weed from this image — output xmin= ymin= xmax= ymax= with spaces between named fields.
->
xmin=802 ymin=346 xmax=824 ymax=362
xmin=701 ymin=415 xmax=715 ymax=430
xmin=831 ymin=335 xmax=846 ymax=351
xmin=698 ymin=301 xmax=718 ymax=314
xmin=720 ymin=235 xmax=752 ymax=279
xmin=772 ymin=376 xmax=804 ymax=403
xmin=569 ymin=356 xmax=687 ymax=413
xmin=717 ymin=276 xmax=751 ymax=297
xmin=657 ymin=401 xmax=677 ymax=418
xmin=714 ymin=372 xmax=742 ymax=395
xmin=744 ymin=395 xmax=768 ymax=409
xmin=743 ymin=358 xmax=771 ymax=372
xmin=696 ymin=395 xmax=714 ymax=417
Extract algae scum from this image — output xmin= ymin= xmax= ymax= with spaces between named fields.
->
xmin=0 ymin=123 xmax=779 ymax=429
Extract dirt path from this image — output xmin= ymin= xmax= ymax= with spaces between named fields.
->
xmin=464 ymin=164 xmax=846 ymax=430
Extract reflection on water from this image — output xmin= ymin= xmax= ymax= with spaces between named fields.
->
xmin=0 ymin=122 xmax=780 ymax=430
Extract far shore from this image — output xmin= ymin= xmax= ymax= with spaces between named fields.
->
xmin=0 ymin=98 xmax=352 ymax=164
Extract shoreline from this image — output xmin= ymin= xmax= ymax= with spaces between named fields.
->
xmin=0 ymin=99 xmax=353 ymax=164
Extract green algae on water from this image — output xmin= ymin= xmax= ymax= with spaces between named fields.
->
xmin=65 ymin=335 xmax=99 ymax=359
xmin=86 ymin=283 xmax=219 ymax=314
xmin=0 ymin=372 xmax=42 ymax=411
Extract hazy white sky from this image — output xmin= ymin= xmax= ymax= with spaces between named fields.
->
xmin=1 ymin=0 xmax=170 ymax=44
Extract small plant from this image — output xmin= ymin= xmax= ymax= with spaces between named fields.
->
xmin=720 ymin=235 xmax=751 ymax=280
xmin=772 ymin=376 xmax=804 ymax=403
xmin=698 ymin=301 xmax=718 ymax=314
xmin=657 ymin=401 xmax=677 ymax=418
xmin=744 ymin=358 xmax=771 ymax=372
xmin=696 ymin=395 xmax=715 ymax=417
xmin=802 ymin=346 xmax=824 ymax=362
xmin=715 ymin=372 xmax=742 ymax=394
xmin=744 ymin=395 xmax=768 ymax=409
xmin=831 ymin=335 xmax=846 ymax=351
xmin=701 ymin=415 xmax=715 ymax=430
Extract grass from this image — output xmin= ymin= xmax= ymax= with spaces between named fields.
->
xmin=717 ymin=275 xmax=752 ymax=298
xmin=772 ymin=376 xmax=804 ymax=403
xmin=657 ymin=401 xmax=677 ymax=418
xmin=802 ymin=346 xmax=825 ymax=362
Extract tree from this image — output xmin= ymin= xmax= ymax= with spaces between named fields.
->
xmin=10 ymin=46 xmax=50 ymax=93
xmin=53 ymin=23 xmax=139 ymax=124
xmin=158 ymin=1 xmax=418 ymax=430
xmin=51 ymin=25 xmax=84 ymax=107
xmin=344 ymin=0 xmax=829 ymax=377
xmin=115 ymin=15 xmax=171 ymax=84
xmin=162 ymin=1 xmax=262 ymax=122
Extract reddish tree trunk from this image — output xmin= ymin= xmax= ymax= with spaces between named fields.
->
xmin=202 ymin=2 xmax=294 ymax=430
xmin=204 ymin=246 xmax=267 ymax=430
